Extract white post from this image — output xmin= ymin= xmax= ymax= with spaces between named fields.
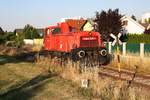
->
xmin=122 ymin=42 xmax=126 ymax=56
xmin=108 ymin=42 xmax=112 ymax=54
xmin=81 ymin=79 xmax=88 ymax=88
xmin=140 ymin=43 xmax=144 ymax=58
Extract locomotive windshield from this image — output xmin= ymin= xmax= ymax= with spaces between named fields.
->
xmin=52 ymin=27 xmax=61 ymax=34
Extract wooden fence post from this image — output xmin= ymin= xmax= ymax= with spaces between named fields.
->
xmin=140 ymin=43 xmax=144 ymax=58
xmin=108 ymin=42 xmax=112 ymax=54
xmin=122 ymin=42 xmax=126 ymax=56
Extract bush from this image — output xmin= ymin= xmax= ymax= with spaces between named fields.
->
xmin=15 ymin=33 xmax=24 ymax=48
xmin=23 ymin=24 xmax=41 ymax=39
xmin=144 ymin=29 xmax=150 ymax=34
xmin=0 ymin=32 xmax=16 ymax=45
xmin=127 ymin=34 xmax=150 ymax=43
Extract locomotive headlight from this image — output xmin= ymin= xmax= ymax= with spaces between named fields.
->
xmin=99 ymin=49 xmax=107 ymax=56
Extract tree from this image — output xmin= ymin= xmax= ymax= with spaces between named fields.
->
xmin=131 ymin=15 xmax=137 ymax=21
xmin=6 ymin=32 xmax=16 ymax=41
xmin=0 ymin=27 xmax=6 ymax=44
xmin=0 ymin=27 xmax=4 ymax=34
xmin=144 ymin=29 xmax=150 ymax=34
xmin=94 ymin=9 xmax=123 ymax=41
xmin=23 ymin=24 xmax=40 ymax=39
xmin=15 ymin=33 xmax=24 ymax=48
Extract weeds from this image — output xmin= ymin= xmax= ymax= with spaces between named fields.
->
xmin=78 ymin=87 xmax=93 ymax=99
xmin=109 ymin=54 xmax=150 ymax=75
xmin=40 ymin=56 xmax=150 ymax=99
xmin=1 ymin=52 xmax=150 ymax=99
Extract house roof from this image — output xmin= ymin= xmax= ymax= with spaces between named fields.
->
xmin=121 ymin=16 xmax=145 ymax=30
xmin=140 ymin=23 xmax=150 ymax=30
xmin=80 ymin=19 xmax=95 ymax=30
xmin=147 ymin=24 xmax=150 ymax=30
xmin=36 ymin=29 xmax=45 ymax=34
xmin=14 ymin=29 xmax=23 ymax=33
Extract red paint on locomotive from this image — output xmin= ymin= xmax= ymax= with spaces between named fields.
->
xmin=44 ymin=21 xmax=105 ymax=53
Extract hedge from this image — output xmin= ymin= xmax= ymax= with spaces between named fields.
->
xmin=127 ymin=34 xmax=150 ymax=43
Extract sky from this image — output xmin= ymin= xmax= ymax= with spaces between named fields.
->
xmin=0 ymin=0 xmax=150 ymax=31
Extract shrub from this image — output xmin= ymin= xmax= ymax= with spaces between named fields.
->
xmin=144 ymin=29 xmax=150 ymax=34
xmin=15 ymin=34 xmax=24 ymax=48
xmin=127 ymin=34 xmax=150 ymax=43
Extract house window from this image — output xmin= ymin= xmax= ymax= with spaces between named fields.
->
xmin=122 ymin=20 xmax=128 ymax=26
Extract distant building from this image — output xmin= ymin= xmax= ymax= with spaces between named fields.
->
xmin=140 ymin=23 xmax=150 ymax=30
xmin=36 ymin=29 xmax=45 ymax=36
xmin=14 ymin=29 xmax=23 ymax=34
xmin=82 ymin=20 xmax=94 ymax=31
xmin=147 ymin=24 xmax=150 ymax=30
xmin=141 ymin=13 xmax=150 ymax=23
xmin=121 ymin=16 xmax=145 ymax=34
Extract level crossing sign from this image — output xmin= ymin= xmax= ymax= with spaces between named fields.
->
xmin=110 ymin=33 xmax=122 ymax=46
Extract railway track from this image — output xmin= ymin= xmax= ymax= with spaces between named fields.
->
xmin=99 ymin=66 xmax=150 ymax=89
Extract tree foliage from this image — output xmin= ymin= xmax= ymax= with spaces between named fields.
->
xmin=0 ymin=27 xmax=6 ymax=44
xmin=144 ymin=29 xmax=150 ymax=34
xmin=0 ymin=27 xmax=4 ymax=34
xmin=15 ymin=33 xmax=24 ymax=48
xmin=23 ymin=24 xmax=40 ymax=39
xmin=0 ymin=32 xmax=16 ymax=45
xmin=0 ymin=26 xmax=23 ymax=47
xmin=127 ymin=34 xmax=150 ymax=43
xmin=94 ymin=9 xmax=123 ymax=41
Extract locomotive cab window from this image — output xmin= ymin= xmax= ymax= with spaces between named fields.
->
xmin=52 ymin=27 xmax=61 ymax=35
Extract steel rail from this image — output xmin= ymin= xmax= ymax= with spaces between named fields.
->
xmin=99 ymin=67 xmax=150 ymax=89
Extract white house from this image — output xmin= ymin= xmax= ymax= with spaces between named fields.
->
xmin=82 ymin=20 xmax=94 ymax=31
xmin=121 ymin=16 xmax=145 ymax=34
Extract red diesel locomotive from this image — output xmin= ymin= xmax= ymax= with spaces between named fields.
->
xmin=43 ymin=19 xmax=110 ymax=65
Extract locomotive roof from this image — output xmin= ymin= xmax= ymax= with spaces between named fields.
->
xmin=65 ymin=19 xmax=87 ymax=31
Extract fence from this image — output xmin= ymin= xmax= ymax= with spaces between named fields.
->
xmin=107 ymin=42 xmax=150 ymax=58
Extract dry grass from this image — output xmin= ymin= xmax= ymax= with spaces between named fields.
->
xmin=0 ymin=59 xmax=87 ymax=100
xmin=109 ymin=55 xmax=150 ymax=75
xmin=35 ymin=57 xmax=150 ymax=100
xmin=1 ymin=51 xmax=150 ymax=99
xmin=32 ymin=45 xmax=42 ymax=52
xmin=0 ymin=62 xmax=42 ymax=95
xmin=0 ymin=45 xmax=34 ymax=56
xmin=126 ymin=52 xmax=150 ymax=57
